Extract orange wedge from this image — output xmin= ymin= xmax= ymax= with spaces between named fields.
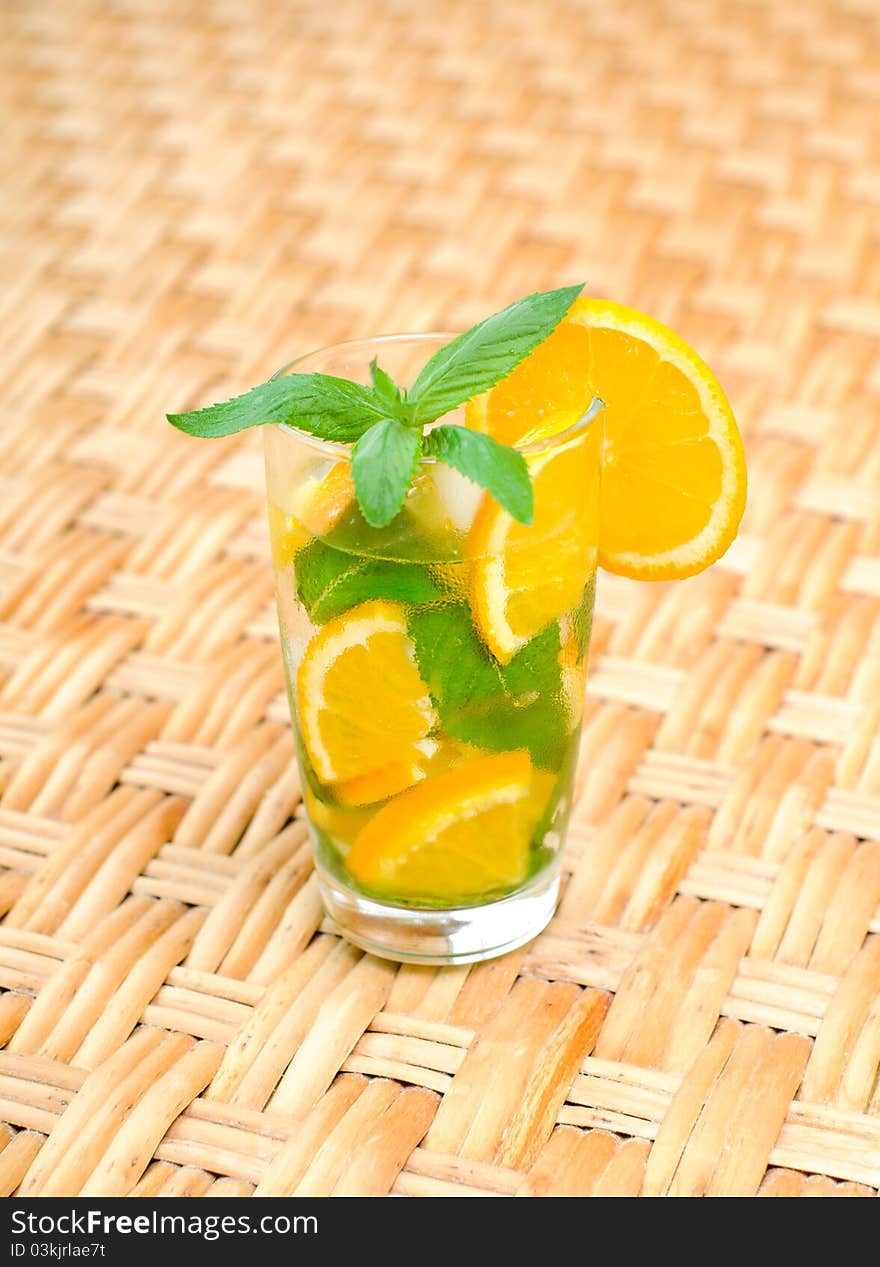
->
xmin=334 ymin=740 xmax=439 ymax=806
xmin=346 ymin=751 xmax=537 ymax=902
xmin=297 ymin=462 xmax=354 ymax=535
xmin=466 ymin=423 xmax=600 ymax=663
xmin=466 ymin=296 xmax=746 ymax=581
xmin=296 ymin=599 xmax=436 ymax=784
xmin=269 ymin=461 xmax=354 ymax=568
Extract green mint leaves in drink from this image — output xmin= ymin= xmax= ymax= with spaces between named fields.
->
xmin=408 ymin=605 xmax=573 ymax=768
xmin=166 ymin=282 xmax=584 ymax=528
xmin=295 ymin=539 xmax=445 ymax=624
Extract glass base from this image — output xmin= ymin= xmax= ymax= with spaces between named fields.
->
xmin=316 ymin=863 xmax=560 ymax=965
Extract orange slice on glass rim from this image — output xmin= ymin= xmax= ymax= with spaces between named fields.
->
xmin=466 ymin=296 xmax=747 ymax=582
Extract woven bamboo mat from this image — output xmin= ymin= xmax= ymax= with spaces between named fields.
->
xmin=1 ymin=0 xmax=878 ymax=1199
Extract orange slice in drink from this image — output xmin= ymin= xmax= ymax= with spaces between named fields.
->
xmin=332 ymin=738 xmax=504 ymax=809
xmin=297 ymin=463 xmax=354 ymax=535
xmin=296 ymin=599 xmax=436 ymax=784
xmin=466 ymin=425 xmax=600 ymax=664
xmin=466 ymin=296 xmax=746 ymax=581
xmin=334 ymin=740 xmax=439 ymax=806
xmin=346 ymin=751 xmax=537 ymax=902
xmin=269 ymin=462 xmax=354 ymax=567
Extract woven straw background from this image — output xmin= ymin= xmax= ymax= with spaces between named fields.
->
xmin=1 ymin=0 xmax=879 ymax=1198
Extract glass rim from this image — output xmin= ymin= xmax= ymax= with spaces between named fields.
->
xmin=270 ymin=332 xmax=603 ymax=464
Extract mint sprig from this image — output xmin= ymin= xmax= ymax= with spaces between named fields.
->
xmin=166 ymin=283 xmax=585 ymax=527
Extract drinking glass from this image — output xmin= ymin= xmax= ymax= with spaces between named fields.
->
xmin=264 ymin=334 xmax=601 ymax=963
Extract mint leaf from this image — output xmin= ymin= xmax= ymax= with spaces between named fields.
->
xmin=352 ymin=418 xmax=423 ymax=527
xmin=296 ymin=539 xmax=445 ymax=623
xmin=409 ymin=605 xmax=572 ymax=767
xmin=167 ymin=374 xmax=386 ymax=441
xmin=426 ymin=426 xmax=534 ymax=525
xmin=369 ymin=359 xmax=409 ymax=422
xmin=408 ymin=284 xmax=584 ymax=424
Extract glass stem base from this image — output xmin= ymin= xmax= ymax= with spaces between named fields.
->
xmin=316 ymin=863 xmax=560 ymax=965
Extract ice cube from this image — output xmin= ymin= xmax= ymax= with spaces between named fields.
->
xmin=431 ymin=462 xmax=485 ymax=533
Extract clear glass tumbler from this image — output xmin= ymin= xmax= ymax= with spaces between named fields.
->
xmin=264 ymin=334 xmax=601 ymax=964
